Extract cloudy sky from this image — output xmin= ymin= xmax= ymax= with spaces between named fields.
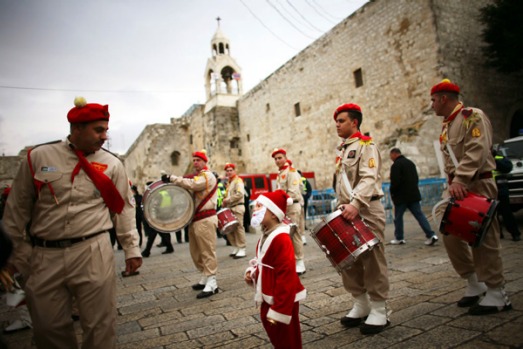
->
xmin=0 ymin=0 xmax=368 ymax=156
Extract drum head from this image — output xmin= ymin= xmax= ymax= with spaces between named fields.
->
xmin=143 ymin=182 xmax=194 ymax=233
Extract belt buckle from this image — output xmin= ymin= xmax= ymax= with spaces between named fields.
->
xmin=57 ymin=240 xmax=73 ymax=248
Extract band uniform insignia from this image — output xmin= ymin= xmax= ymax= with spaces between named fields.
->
xmin=369 ymin=158 xmax=375 ymax=168
xmin=91 ymin=162 xmax=108 ymax=173
xmin=471 ymin=127 xmax=481 ymax=137
xmin=281 ymin=174 xmax=286 ymax=180
xmin=348 ymin=150 xmax=356 ymax=158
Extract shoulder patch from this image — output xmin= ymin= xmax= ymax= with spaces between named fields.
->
xmin=369 ymin=158 xmax=376 ymax=168
xmin=462 ymin=109 xmax=473 ymax=118
xmin=30 ymin=139 xmax=62 ymax=151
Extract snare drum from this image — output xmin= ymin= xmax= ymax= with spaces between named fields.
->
xmin=217 ymin=208 xmax=239 ymax=235
xmin=142 ymin=181 xmax=194 ymax=233
xmin=282 ymin=216 xmax=298 ymax=237
xmin=311 ymin=210 xmax=379 ymax=273
xmin=440 ymin=192 xmax=498 ymax=247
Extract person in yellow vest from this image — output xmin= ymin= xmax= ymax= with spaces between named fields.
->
xmin=2 ymin=97 xmax=142 ymax=348
xmin=431 ymin=79 xmax=511 ymax=315
xmin=222 ymin=163 xmax=247 ymax=258
xmin=271 ymin=148 xmax=306 ymax=275
xmin=332 ymin=103 xmax=390 ymax=335
xmin=162 ymin=150 xmax=219 ymax=298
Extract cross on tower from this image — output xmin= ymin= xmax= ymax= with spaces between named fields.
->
xmin=216 ymin=16 xmax=221 ymax=27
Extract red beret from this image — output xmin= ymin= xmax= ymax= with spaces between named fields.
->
xmin=333 ymin=103 xmax=362 ymax=120
xmin=192 ymin=150 xmax=208 ymax=162
xmin=430 ymin=79 xmax=460 ymax=95
xmin=271 ymin=148 xmax=286 ymax=158
xmin=224 ymin=163 xmax=236 ymax=170
xmin=67 ymin=97 xmax=110 ymax=123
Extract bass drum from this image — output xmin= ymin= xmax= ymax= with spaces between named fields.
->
xmin=142 ymin=181 xmax=194 ymax=233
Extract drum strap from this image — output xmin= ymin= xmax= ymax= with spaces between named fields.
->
xmin=194 ymin=183 xmax=218 ymax=216
xmin=193 ymin=209 xmax=217 ymax=222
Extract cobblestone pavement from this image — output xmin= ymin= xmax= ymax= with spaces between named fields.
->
xmin=2 ymin=210 xmax=522 ymax=349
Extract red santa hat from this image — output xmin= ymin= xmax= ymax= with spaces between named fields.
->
xmin=224 ymin=162 xmax=235 ymax=170
xmin=333 ymin=103 xmax=362 ymax=120
xmin=271 ymin=148 xmax=286 ymax=158
xmin=430 ymin=79 xmax=460 ymax=95
xmin=192 ymin=150 xmax=208 ymax=162
xmin=67 ymin=97 xmax=110 ymax=123
xmin=257 ymin=190 xmax=290 ymax=222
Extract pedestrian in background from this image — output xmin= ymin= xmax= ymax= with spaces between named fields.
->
xmin=389 ymin=148 xmax=438 ymax=246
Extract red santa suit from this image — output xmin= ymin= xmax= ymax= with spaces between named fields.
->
xmin=246 ymin=223 xmax=306 ymax=349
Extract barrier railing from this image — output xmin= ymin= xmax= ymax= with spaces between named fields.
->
xmin=306 ymin=178 xmax=447 ymax=226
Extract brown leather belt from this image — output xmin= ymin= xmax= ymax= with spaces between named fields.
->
xmin=448 ymin=171 xmax=492 ymax=184
xmin=33 ymin=231 xmax=107 ymax=248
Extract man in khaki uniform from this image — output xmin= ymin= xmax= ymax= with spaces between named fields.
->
xmin=333 ymin=103 xmax=390 ymax=335
xmin=431 ymin=79 xmax=511 ymax=315
xmin=2 ymin=97 xmax=142 ymax=349
xmin=271 ymin=148 xmax=306 ymax=275
xmin=222 ymin=163 xmax=247 ymax=259
xmin=162 ymin=150 xmax=219 ymax=298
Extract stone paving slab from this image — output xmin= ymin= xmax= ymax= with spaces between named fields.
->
xmin=2 ymin=210 xmax=522 ymax=348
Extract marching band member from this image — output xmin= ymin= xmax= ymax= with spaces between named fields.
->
xmin=333 ymin=103 xmax=390 ymax=335
xmin=222 ymin=163 xmax=247 ymax=259
xmin=431 ymin=79 xmax=511 ymax=314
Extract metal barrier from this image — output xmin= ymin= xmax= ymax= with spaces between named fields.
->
xmin=306 ymin=178 xmax=447 ymax=226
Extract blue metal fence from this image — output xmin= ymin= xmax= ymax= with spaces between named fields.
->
xmin=306 ymin=178 xmax=447 ymax=226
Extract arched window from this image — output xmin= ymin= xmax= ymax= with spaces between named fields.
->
xmin=170 ymin=151 xmax=181 ymax=166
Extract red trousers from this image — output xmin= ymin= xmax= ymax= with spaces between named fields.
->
xmin=261 ymin=301 xmax=302 ymax=349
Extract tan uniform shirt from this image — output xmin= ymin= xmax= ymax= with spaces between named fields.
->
xmin=276 ymin=166 xmax=303 ymax=205
xmin=335 ymin=136 xmax=384 ymax=211
xmin=440 ymin=106 xmax=496 ymax=185
xmin=224 ymin=175 xmax=245 ymax=211
xmin=172 ymin=169 xmax=218 ymax=211
xmin=3 ymin=139 xmax=141 ymax=275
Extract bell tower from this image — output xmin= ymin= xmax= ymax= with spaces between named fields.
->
xmin=204 ymin=17 xmax=243 ymax=113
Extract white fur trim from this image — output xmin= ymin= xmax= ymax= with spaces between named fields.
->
xmin=257 ymin=195 xmax=284 ymax=221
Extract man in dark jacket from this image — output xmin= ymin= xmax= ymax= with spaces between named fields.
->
xmin=389 ymin=148 xmax=438 ymax=245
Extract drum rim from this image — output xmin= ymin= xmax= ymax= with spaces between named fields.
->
xmin=142 ymin=182 xmax=194 ymax=233
xmin=312 ymin=209 xmax=343 ymax=234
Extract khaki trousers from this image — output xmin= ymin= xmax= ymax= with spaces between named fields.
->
xmin=25 ymin=233 xmax=116 ymax=349
xmin=228 ymin=206 xmax=246 ymax=249
xmin=287 ymin=203 xmax=304 ymax=260
xmin=436 ymin=179 xmax=505 ymax=288
xmin=341 ymin=200 xmax=390 ymax=301
xmin=189 ymin=216 xmax=218 ymax=276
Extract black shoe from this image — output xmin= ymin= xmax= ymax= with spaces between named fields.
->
xmin=71 ymin=314 xmax=80 ymax=322
xmin=340 ymin=316 xmax=365 ymax=328
xmin=156 ymin=243 xmax=165 ymax=247
xmin=457 ymin=295 xmax=481 ymax=307
xmin=196 ymin=288 xmax=219 ymax=299
xmin=192 ymin=283 xmax=206 ymax=290
xmin=141 ymin=250 xmax=150 ymax=258
xmin=468 ymin=303 xmax=512 ymax=315
xmin=360 ymin=321 xmax=390 ymax=335
xmin=162 ymin=249 xmax=174 ymax=254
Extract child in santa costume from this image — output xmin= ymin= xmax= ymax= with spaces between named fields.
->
xmin=244 ymin=190 xmax=306 ymax=349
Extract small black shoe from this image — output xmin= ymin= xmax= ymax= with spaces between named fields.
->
xmin=457 ymin=295 xmax=481 ymax=307
xmin=156 ymin=243 xmax=165 ymax=247
xmin=340 ymin=316 xmax=365 ymax=328
xmin=192 ymin=283 xmax=206 ymax=290
xmin=141 ymin=251 xmax=150 ymax=258
xmin=162 ymin=249 xmax=174 ymax=254
xmin=360 ymin=321 xmax=390 ymax=335
xmin=196 ymin=288 xmax=219 ymax=299
xmin=71 ymin=314 xmax=80 ymax=322
xmin=468 ymin=303 xmax=512 ymax=315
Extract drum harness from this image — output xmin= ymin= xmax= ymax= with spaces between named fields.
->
xmin=431 ymin=143 xmax=493 ymax=226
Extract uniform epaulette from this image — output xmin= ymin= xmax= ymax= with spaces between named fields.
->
xmin=462 ymin=108 xmax=473 ymax=119
xmin=289 ymin=168 xmax=297 ymax=172
xmin=30 ymin=139 xmax=62 ymax=151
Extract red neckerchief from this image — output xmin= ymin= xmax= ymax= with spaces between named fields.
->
xmin=279 ymin=165 xmax=288 ymax=171
xmin=443 ymin=103 xmax=464 ymax=124
xmin=350 ymin=131 xmax=372 ymax=141
xmin=71 ymin=146 xmax=125 ymax=214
